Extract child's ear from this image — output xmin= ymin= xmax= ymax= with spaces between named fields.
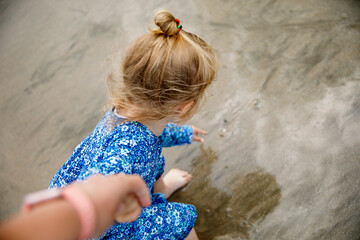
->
xmin=178 ymin=101 xmax=194 ymax=113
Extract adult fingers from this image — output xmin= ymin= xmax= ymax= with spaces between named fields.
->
xmin=114 ymin=194 xmax=142 ymax=223
xmin=88 ymin=174 xmax=151 ymax=208
xmin=126 ymin=175 xmax=152 ymax=207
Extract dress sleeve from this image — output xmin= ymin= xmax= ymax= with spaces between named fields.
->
xmin=159 ymin=123 xmax=193 ymax=147
xmin=49 ymin=145 xmax=84 ymax=189
xmin=70 ymin=146 xmax=135 ymax=183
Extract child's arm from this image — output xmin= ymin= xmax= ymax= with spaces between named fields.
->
xmin=159 ymin=124 xmax=207 ymax=147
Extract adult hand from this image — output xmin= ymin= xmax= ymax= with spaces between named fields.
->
xmin=191 ymin=125 xmax=208 ymax=142
xmin=68 ymin=174 xmax=151 ymax=237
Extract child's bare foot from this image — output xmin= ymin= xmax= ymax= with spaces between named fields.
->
xmin=155 ymin=168 xmax=193 ymax=199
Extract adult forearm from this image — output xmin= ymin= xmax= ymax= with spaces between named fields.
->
xmin=0 ymin=174 xmax=151 ymax=240
xmin=0 ymin=199 xmax=80 ymax=240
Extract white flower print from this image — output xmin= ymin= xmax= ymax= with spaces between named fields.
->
xmin=155 ymin=216 xmax=163 ymax=225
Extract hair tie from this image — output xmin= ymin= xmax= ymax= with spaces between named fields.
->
xmin=175 ymin=18 xmax=182 ymax=32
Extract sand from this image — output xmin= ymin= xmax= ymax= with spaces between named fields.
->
xmin=0 ymin=0 xmax=359 ymax=239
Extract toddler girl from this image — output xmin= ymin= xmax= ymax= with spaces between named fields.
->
xmin=50 ymin=10 xmax=217 ymax=240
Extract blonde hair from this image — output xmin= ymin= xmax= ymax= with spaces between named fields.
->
xmin=107 ymin=10 xmax=217 ymax=122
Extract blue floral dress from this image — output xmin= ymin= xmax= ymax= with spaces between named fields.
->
xmin=49 ymin=110 xmax=197 ymax=239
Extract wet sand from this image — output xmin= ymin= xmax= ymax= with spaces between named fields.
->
xmin=1 ymin=0 xmax=360 ymax=239
xmin=169 ymin=146 xmax=281 ymax=239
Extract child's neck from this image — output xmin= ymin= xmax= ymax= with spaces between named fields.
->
xmin=140 ymin=118 xmax=169 ymax=137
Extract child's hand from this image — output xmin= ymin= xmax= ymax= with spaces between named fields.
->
xmin=191 ymin=125 xmax=208 ymax=142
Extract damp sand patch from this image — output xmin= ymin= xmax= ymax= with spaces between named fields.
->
xmin=169 ymin=146 xmax=282 ymax=239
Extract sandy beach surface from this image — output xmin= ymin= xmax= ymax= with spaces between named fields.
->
xmin=0 ymin=0 xmax=359 ymax=239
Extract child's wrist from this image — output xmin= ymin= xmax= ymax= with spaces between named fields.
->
xmin=184 ymin=125 xmax=194 ymax=143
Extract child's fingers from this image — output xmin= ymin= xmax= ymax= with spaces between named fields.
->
xmin=191 ymin=126 xmax=208 ymax=135
xmin=193 ymin=135 xmax=204 ymax=142
xmin=196 ymin=128 xmax=208 ymax=135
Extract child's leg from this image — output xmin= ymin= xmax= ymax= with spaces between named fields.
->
xmin=185 ymin=228 xmax=199 ymax=240
xmin=153 ymin=168 xmax=192 ymax=199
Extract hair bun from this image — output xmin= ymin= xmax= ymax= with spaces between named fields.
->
xmin=154 ymin=10 xmax=179 ymax=36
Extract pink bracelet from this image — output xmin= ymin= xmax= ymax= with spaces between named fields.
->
xmin=21 ymin=189 xmax=62 ymax=214
xmin=62 ymin=187 xmax=97 ymax=240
